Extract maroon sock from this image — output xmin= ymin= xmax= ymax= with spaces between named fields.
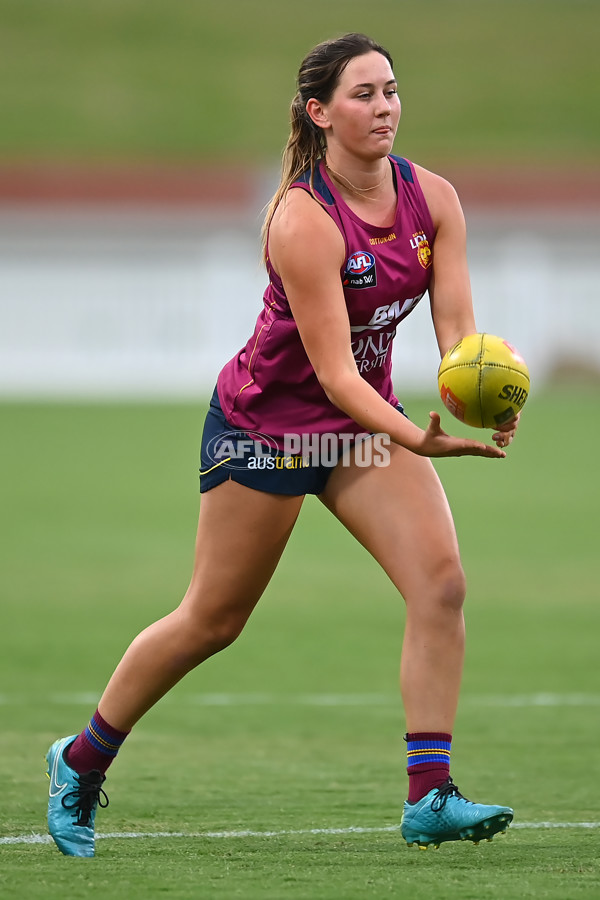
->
xmin=66 ymin=708 xmax=130 ymax=775
xmin=405 ymin=732 xmax=452 ymax=803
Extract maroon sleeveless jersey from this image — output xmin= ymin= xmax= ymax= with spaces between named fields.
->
xmin=217 ymin=155 xmax=436 ymax=441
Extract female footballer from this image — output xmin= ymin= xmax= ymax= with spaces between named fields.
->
xmin=46 ymin=33 xmax=518 ymax=856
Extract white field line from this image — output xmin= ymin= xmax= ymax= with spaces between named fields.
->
xmin=1 ymin=692 xmax=600 ymax=707
xmin=2 ymin=821 xmax=599 ymax=846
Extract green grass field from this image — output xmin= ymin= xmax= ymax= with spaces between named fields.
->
xmin=1 ymin=0 xmax=599 ymax=167
xmin=1 ymin=390 xmax=599 ymax=898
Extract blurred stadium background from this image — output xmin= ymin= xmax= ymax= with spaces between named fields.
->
xmin=1 ymin=0 xmax=599 ymax=399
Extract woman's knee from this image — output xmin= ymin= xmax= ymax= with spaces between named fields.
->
xmin=436 ymin=560 xmax=467 ymax=612
xmin=170 ymin=603 xmax=250 ymax=667
xmin=203 ymin=613 xmax=248 ymax=654
xmin=406 ymin=557 xmax=466 ymax=615
xmin=193 ymin=611 xmax=247 ymax=657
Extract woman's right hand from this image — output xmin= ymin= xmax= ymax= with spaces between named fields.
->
xmin=416 ymin=411 xmax=507 ymax=459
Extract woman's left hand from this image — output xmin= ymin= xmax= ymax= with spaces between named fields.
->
xmin=492 ymin=412 xmax=521 ymax=448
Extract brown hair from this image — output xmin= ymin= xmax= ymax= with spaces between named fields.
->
xmin=261 ymin=33 xmax=394 ymax=259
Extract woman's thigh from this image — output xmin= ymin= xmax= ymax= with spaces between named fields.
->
xmin=182 ymin=478 xmax=305 ymax=624
xmin=319 ymin=441 xmax=463 ymax=601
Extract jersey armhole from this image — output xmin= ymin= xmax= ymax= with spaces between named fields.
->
xmin=390 ymin=155 xmax=437 ymax=240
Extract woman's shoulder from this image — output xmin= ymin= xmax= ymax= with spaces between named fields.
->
xmin=412 ymin=162 xmax=460 ymax=200
xmin=411 ymin=163 xmax=464 ymax=230
xmin=268 ymin=185 xmax=345 ymax=274
xmin=271 ymin=183 xmax=341 ymax=239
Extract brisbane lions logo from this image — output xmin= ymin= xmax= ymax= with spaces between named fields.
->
xmin=409 ymin=232 xmax=432 ymax=269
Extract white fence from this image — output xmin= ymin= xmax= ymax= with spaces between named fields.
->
xmin=0 ymin=204 xmax=598 ymax=398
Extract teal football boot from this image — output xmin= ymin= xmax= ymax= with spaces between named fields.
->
xmin=46 ymin=735 xmax=109 ymax=857
xmin=401 ymin=777 xmax=513 ymax=850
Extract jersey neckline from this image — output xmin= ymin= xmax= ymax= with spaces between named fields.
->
xmin=318 ymin=156 xmax=402 ymax=235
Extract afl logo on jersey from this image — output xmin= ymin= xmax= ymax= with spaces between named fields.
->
xmin=343 ymin=251 xmax=377 ymax=289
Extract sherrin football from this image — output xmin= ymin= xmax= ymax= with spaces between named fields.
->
xmin=438 ymin=333 xmax=530 ymax=429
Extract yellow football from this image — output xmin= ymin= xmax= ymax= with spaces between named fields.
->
xmin=438 ymin=333 xmax=530 ymax=428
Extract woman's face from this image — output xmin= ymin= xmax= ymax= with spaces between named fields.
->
xmin=313 ymin=51 xmax=401 ymax=161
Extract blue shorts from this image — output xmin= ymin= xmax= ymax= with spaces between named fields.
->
xmin=199 ymin=387 xmax=407 ymax=497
